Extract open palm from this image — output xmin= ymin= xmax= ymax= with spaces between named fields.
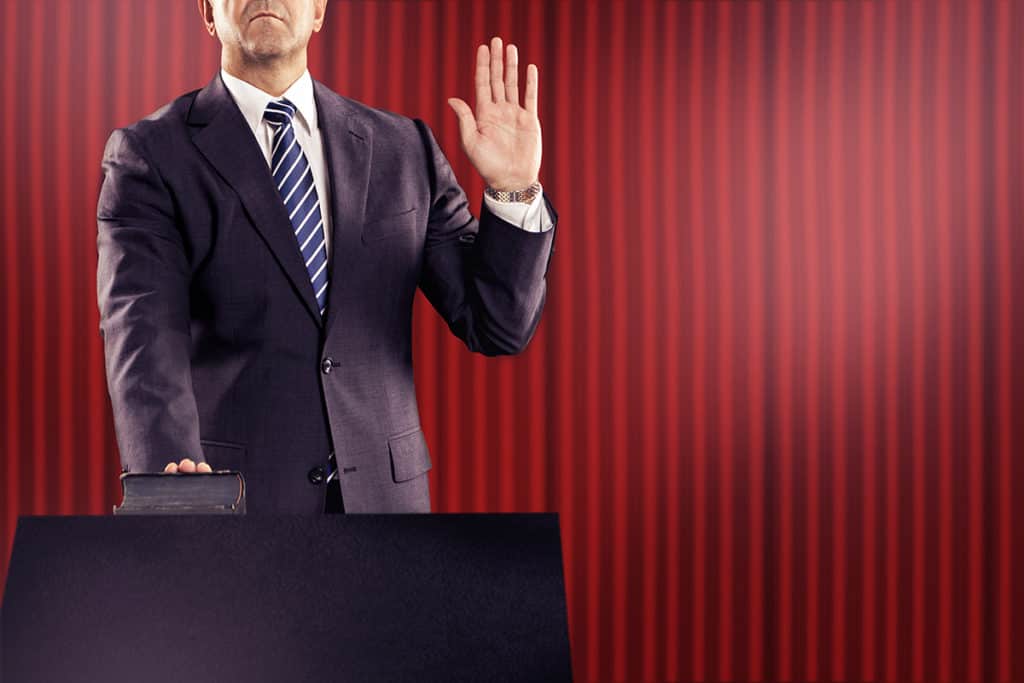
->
xmin=447 ymin=36 xmax=542 ymax=192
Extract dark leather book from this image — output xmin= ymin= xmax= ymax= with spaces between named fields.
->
xmin=113 ymin=471 xmax=246 ymax=515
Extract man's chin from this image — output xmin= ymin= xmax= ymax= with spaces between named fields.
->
xmin=243 ymin=40 xmax=293 ymax=61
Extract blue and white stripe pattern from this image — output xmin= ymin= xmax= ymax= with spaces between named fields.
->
xmin=263 ymin=97 xmax=328 ymax=317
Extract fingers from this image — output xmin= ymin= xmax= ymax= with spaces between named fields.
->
xmin=446 ymin=97 xmax=478 ymax=148
xmin=505 ymin=43 xmax=519 ymax=106
xmin=524 ymin=63 xmax=538 ymax=115
xmin=489 ymin=36 xmax=505 ymax=102
xmin=467 ymin=37 xmax=533 ymax=114
xmin=163 ymin=458 xmax=213 ymax=473
xmin=475 ymin=43 xmax=491 ymax=107
xmin=474 ymin=37 xmax=531 ymax=109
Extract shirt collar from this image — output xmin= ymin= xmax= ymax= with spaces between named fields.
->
xmin=219 ymin=67 xmax=318 ymax=136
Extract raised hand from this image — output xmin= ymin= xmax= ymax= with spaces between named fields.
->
xmin=446 ymin=36 xmax=542 ymax=192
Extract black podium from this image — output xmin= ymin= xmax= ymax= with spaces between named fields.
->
xmin=1 ymin=514 xmax=572 ymax=682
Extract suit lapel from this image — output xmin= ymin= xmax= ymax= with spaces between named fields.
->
xmin=188 ymin=71 xmax=328 ymax=328
xmin=312 ymin=78 xmax=372 ymax=341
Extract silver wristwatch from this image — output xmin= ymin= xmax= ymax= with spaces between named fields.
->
xmin=484 ymin=181 xmax=542 ymax=204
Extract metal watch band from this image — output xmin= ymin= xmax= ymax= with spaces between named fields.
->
xmin=484 ymin=181 xmax=542 ymax=204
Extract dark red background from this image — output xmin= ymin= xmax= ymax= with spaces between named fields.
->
xmin=1 ymin=1 xmax=1022 ymax=682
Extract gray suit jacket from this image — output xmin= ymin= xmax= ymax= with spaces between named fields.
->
xmin=96 ymin=71 xmax=557 ymax=514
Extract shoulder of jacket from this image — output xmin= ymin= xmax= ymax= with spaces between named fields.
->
xmin=117 ymin=88 xmax=202 ymax=145
xmin=321 ymin=86 xmax=420 ymax=139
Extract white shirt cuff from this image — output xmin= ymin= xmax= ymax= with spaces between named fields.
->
xmin=482 ymin=183 xmax=554 ymax=233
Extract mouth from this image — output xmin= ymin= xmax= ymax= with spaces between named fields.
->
xmin=251 ymin=12 xmax=282 ymax=21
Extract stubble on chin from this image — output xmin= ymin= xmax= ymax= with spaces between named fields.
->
xmin=242 ymin=19 xmax=294 ymax=60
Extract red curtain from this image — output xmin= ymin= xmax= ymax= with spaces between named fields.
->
xmin=1 ymin=2 xmax=1022 ymax=681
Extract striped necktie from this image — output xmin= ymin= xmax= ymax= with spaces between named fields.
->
xmin=262 ymin=98 xmax=329 ymax=317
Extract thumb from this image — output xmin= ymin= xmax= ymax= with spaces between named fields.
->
xmin=447 ymin=98 xmax=477 ymax=148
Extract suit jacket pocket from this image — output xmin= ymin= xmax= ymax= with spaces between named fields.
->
xmin=199 ymin=439 xmax=247 ymax=473
xmin=361 ymin=206 xmax=418 ymax=244
xmin=388 ymin=427 xmax=432 ymax=482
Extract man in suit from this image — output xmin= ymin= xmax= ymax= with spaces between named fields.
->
xmin=96 ymin=0 xmax=557 ymax=514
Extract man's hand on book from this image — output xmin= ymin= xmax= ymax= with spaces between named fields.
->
xmin=163 ymin=458 xmax=213 ymax=474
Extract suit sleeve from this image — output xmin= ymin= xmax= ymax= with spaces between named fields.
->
xmin=96 ymin=127 xmax=204 ymax=473
xmin=413 ymin=118 xmax=558 ymax=356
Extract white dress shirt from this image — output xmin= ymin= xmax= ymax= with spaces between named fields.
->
xmin=219 ymin=67 xmax=553 ymax=268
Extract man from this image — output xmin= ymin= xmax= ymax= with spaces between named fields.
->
xmin=96 ymin=0 xmax=558 ymax=514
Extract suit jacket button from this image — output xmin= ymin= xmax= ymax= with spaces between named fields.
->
xmin=308 ymin=466 xmax=325 ymax=485
xmin=321 ymin=357 xmax=334 ymax=374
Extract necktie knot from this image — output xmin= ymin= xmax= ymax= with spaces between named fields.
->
xmin=263 ymin=98 xmax=297 ymax=125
